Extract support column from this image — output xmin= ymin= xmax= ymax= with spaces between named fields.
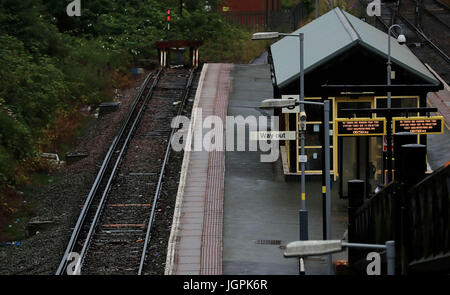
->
xmin=163 ymin=50 xmax=167 ymax=67
xmin=393 ymin=132 xmax=417 ymax=182
xmin=347 ymin=179 xmax=365 ymax=265
xmin=397 ymin=143 xmax=426 ymax=274
xmin=196 ymin=48 xmax=199 ymax=67
xmin=398 ymin=144 xmax=426 ymax=185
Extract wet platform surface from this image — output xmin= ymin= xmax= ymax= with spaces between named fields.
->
xmin=427 ymin=87 xmax=450 ymax=170
xmin=222 ymin=64 xmax=348 ymax=275
xmin=165 ymin=63 xmax=231 ymax=275
xmin=167 ymin=63 xmax=449 ymax=276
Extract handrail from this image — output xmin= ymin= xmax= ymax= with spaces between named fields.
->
xmin=351 ymin=162 xmax=450 ymax=273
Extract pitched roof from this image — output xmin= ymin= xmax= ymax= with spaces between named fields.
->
xmin=270 ymin=7 xmax=439 ymax=88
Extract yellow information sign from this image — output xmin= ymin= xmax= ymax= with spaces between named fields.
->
xmin=336 ymin=118 xmax=386 ymax=136
xmin=393 ymin=116 xmax=444 ymax=134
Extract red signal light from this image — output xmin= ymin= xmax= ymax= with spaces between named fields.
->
xmin=167 ymin=9 xmax=171 ymax=22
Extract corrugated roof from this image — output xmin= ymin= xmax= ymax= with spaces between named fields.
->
xmin=270 ymin=7 xmax=439 ymax=89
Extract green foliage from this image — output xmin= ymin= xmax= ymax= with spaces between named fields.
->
xmin=282 ymin=0 xmax=303 ymax=9
xmin=0 ymin=0 xmax=260 ymax=187
xmin=0 ymin=35 xmax=66 ymax=133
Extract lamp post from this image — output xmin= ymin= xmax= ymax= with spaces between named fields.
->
xmin=253 ymin=31 xmax=308 ymax=241
xmin=316 ymin=0 xmax=318 ymax=18
xmin=260 ymin=98 xmax=332 ymax=275
xmin=284 ymin=240 xmax=396 ymax=275
xmin=386 ymin=24 xmax=406 ymax=183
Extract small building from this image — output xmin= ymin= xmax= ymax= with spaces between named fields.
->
xmin=268 ymin=8 xmax=443 ymax=198
xmin=155 ymin=40 xmax=203 ymax=67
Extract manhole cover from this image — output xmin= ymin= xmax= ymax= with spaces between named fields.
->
xmin=254 ymin=240 xmax=282 ymax=245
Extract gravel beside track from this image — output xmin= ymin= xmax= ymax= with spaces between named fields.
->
xmin=0 ymin=74 xmax=147 ymax=275
xmin=0 ymin=67 xmax=200 ymax=275
xmin=79 ymin=68 xmax=199 ymax=275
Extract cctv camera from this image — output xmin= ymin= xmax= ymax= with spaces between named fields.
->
xmin=299 ymin=111 xmax=307 ymax=131
xmin=299 ymin=111 xmax=307 ymax=122
xmin=397 ymin=34 xmax=406 ymax=45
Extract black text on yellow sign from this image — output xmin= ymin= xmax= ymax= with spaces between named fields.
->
xmin=336 ymin=118 xmax=386 ymax=136
xmin=393 ymin=116 xmax=444 ymax=135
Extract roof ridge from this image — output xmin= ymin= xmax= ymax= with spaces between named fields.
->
xmin=334 ymin=7 xmax=360 ymax=42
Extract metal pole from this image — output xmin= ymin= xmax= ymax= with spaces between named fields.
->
xmin=386 ymin=24 xmax=400 ymax=184
xmin=299 ymin=257 xmax=306 ymax=275
xmin=387 ymin=26 xmax=393 ymax=110
xmin=343 ymin=240 xmax=395 ymax=274
xmin=299 ymin=33 xmax=308 ymax=241
xmin=324 ymin=100 xmax=332 ymax=274
xmin=386 ymin=241 xmax=395 ymax=275
xmin=315 ymin=0 xmax=318 ymax=18
xmin=331 ymin=0 xmax=334 ymax=9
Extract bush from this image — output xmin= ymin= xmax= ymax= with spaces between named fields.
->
xmin=0 ymin=0 xmax=267 ymax=188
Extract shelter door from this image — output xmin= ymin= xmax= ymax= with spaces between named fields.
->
xmin=336 ymin=98 xmax=383 ymax=198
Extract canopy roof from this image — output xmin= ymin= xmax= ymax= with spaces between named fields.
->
xmin=270 ymin=7 xmax=440 ymax=89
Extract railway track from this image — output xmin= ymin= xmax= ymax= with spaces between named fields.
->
xmin=418 ymin=0 xmax=450 ymax=30
xmin=56 ymin=66 xmax=197 ymax=275
xmin=359 ymin=0 xmax=450 ymax=83
xmin=398 ymin=0 xmax=450 ymax=82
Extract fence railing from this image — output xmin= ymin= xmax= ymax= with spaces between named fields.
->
xmin=220 ymin=11 xmax=268 ymax=30
xmin=349 ymin=162 xmax=450 ymax=274
xmin=220 ymin=3 xmax=308 ymax=31
xmin=404 ymin=163 xmax=450 ymax=273
xmin=354 ymin=182 xmax=400 ymax=245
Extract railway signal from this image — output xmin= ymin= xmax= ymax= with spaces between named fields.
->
xmin=167 ymin=9 xmax=171 ymax=29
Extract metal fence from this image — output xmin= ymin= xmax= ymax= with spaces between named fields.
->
xmin=220 ymin=3 xmax=308 ymax=32
xmin=405 ymin=163 xmax=450 ymax=273
xmin=350 ymin=162 xmax=450 ymax=274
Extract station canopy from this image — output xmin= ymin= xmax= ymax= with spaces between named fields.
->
xmin=270 ymin=7 xmax=440 ymax=89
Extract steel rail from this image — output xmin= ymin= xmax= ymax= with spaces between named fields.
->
xmin=432 ymin=0 xmax=450 ymax=11
xmin=363 ymin=0 xmax=450 ymax=64
xmin=55 ymin=70 xmax=158 ymax=275
xmin=397 ymin=12 xmax=450 ymax=63
xmin=138 ymin=67 xmax=197 ymax=275
xmin=74 ymin=69 xmax=163 ymax=274
xmin=405 ymin=0 xmax=450 ymax=30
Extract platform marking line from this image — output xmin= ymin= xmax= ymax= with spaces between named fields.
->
xmin=200 ymin=64 xmax=231 ymax=275
xmin=165 ymin=64 xmax=208 ymax=275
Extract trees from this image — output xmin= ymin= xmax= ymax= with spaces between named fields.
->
xmin=0 ymin=0 xmax=257 ymax=187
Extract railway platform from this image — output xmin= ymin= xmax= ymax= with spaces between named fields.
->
xmin=165 ymin=64 xmax=450 ymax=276
xmin=426 ymin=80 xmax=450 ymax=170
xmin=165 ymin=63 xmax=349 ymax=275
xmin=427 ymin=88 xmax=450 ymax=130
xmin=165 ymin=63 xmax=231 ymax=275
xmin=222 ymin=64 xmax=348 ymax=275
xmin=165 ymin=7 xmax=450 ymax=276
